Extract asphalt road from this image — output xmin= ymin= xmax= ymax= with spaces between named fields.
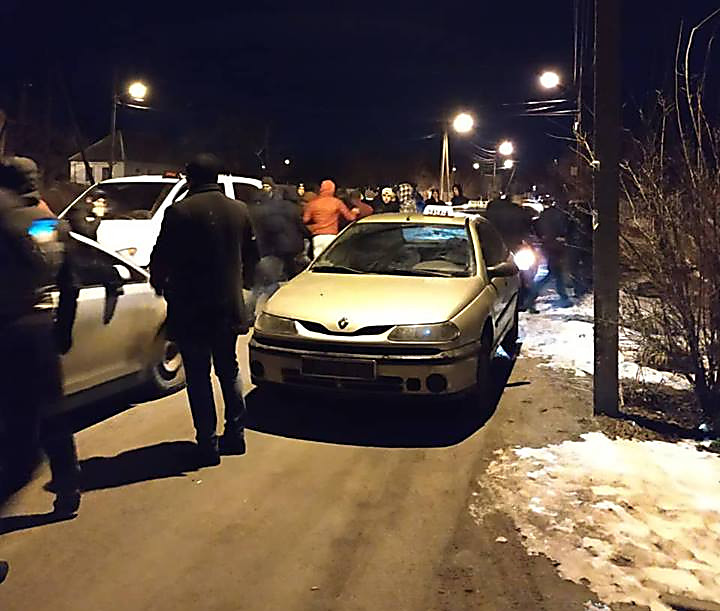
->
xmin=0 ymin=336 xmax=608 ymax=611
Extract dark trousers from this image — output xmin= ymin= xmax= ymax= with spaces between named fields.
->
xmin=526 ymin=251 xmax=569 ymax=307
xmin=0 ymin=311 xmax=79 ymax=501
xmin=177 ymin=331 xmax=246 ymax=444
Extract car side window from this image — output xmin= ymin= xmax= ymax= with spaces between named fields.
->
xmin=69 ymin=240 xmax=144 ymax=288
xmin=477 ymin=222 xmax=509 ymax=267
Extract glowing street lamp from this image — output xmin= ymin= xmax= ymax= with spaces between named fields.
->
xmin=452 ymin=112 xmax=474 ymax=134
xmin=539 ymin=70 xmax=561 ymax=90
xmin=503 ymin=159 xmax=515 ymax=170
xmin=128 ymin=81 xmax=148 ymax=102
xmin=472 ymin=162 xmax=480 ymax=170
xmin=498 ymin=140 xmax=514 ymax=157
xmin=284 ymin=158 xmax=291 ymax=166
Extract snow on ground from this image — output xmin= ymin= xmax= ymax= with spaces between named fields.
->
xmin=473 ymin=433 xmax=720 ymax=611
xmin=520 ymin=294 xmax=691 ymax=390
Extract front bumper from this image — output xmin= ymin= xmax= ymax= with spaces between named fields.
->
xmin=249 ymin=334 xmax=479 ymax=395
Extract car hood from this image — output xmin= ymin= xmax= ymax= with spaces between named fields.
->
xmin=264 ymin=272 xmax=482 ymax=331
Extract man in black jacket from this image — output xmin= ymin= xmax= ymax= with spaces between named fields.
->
xmin=251 ymin=176 xmax=306 ymax=279
xmin=150 ymin=154 xmax=255 ymax=466
xmin=0 ymin=170 xmax=81 ymax=516
xmin=485 ymin=195 xmax=533 ymax=252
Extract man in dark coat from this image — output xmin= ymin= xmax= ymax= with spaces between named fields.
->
xmin=485 ymin=195 xmax=533 ymax=252
xmin=525 ymin=201 xmax=571 ymax=310
xmin=150 ymin=154 xmax=255 ymax=466
xmin=0 ymin=158 xmax=81 ymax=516
xmin=251 ymin=178 xmax=307 ymax=279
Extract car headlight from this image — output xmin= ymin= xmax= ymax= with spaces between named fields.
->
xmin=388 ymin=322 xmax=460 ymax=342
xmin=513 ymin=247 xmax=536 ymax=271
xmin=117 ymin=247 xmax=138 ymax=258
xmin=255 ymin=313 xmax=297 ymax=336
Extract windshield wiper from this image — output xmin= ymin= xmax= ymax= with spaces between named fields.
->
xmin=311 ymin=264 xmax=364 ymax=274
xmin=374 ymin=269 xmax=462 ymax=278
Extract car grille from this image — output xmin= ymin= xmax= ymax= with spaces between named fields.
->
xmin=253 ymin=334 xmax=442 ymax=356
xmin=281 ymin=369 xmax=405 ymax=393
xmin=297 ymin=320 xmax=393 ymax=337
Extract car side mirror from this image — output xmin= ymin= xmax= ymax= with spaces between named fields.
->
xmin=487 ymin=261 xmax=518 ymax=279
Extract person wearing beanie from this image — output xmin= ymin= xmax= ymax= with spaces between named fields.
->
xmin=0 ymin=156 xmax=54 ymax=215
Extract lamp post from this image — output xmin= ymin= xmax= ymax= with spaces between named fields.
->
xmin=110 ymin=80 xmax=149 ymax=178
xmin=440 ymin=112 xmax=474 ymax=201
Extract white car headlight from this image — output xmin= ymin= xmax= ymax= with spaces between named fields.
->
xmin=255 ymin=313 xmax=297 ymax=336
xmin=513 ymin=247 xmax=536 ymax=271
xmin=388 ymin=322 xmax=460 ymax=342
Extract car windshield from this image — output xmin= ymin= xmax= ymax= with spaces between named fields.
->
xmin=312 ymin=223 xmax=475 ymax=277
xmin=73 ymin=181 xmax=177 ymax=220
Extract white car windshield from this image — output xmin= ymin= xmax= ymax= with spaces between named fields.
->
xmin=74 ymin=181 xmax=177 ymax=220
xmin=312 ymin=223 xmax=475 ymax=277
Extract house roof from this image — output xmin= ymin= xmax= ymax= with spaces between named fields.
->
xmin=69 ymin=131 xmax=182 ymax=165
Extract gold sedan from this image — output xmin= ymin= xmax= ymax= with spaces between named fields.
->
xmin=249 ymin=214 xmax=519 ymax=398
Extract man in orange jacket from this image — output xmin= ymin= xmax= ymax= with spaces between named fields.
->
xmin=303 ymin=179 xmax=358 ymax=258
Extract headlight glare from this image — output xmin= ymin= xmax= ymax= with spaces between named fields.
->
xmin=388 ymin=322 xmax=460 ymax=342
xmin=255 ymin=313 xmax=297 ymax=336
xmin=513 ymin=247 xmax=536 ymax=271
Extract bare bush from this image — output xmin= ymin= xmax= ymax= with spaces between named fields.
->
xmin=619 ymin=15 xmax=720 ymax=430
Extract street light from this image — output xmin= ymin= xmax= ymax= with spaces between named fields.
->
xmin=110 ymin=79 xmax=150 ymax=178
xmin=503 ymin=159 xmax=515 ymax=170
xmin=283 ymin=158 xmax=291 ymax=166
xmin=472 ymin=162 xmax=480 ymax=170
xmin=452 ymin=112 xmax=474 ymax=134
xmin=539 ymin=70 xmax=561 ymax=90
xmin=128 ymin=81 xmax=148 ymax=102
xmin=498 ymin=140 xmax=514 ymax=157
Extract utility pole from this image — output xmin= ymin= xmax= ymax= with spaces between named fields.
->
xmin=440 ymin=129 xmax=451 ymax=202
xmin=593 ymin=0 xmax=621 ymax=416
xmin=109 ymin=71 xmax=118 ymax=178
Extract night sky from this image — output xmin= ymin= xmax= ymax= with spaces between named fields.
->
xmin=2 ymin=1 xmax=720 ymax=186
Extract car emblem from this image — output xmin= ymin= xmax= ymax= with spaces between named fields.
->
xmin=338 ymin=317 xmax=349 ymax=330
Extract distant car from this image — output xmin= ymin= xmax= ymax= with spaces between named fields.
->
xmin=59 ymin=174 xmax=261 ymax=267
xmin=54 ymin=233 xmax=185 ymax=411
xmin=249 ymin=213 xmax=519 ymax=399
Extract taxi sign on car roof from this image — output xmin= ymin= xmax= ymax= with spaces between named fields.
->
xmin=423 ymin=204 xmax=457 ymax=217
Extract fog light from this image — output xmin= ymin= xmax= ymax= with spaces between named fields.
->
xmin=426 ymin=374 xmax=448 ymax=393
xmin=250 ymin=360 xmax=265 ymax=378
xmin=406 ymin=378 xmax=421 ymax=392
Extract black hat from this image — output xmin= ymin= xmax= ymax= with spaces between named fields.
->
xmin=0 ymin=156 xmax=41 ymax=201
xmin=261 ymin=176 xmax=276 ymax=188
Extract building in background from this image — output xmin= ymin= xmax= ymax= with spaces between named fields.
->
xmin=69 ymin=131 xmax=179 ymax=184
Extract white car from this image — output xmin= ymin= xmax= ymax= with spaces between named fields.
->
xmin=59 ymin=174 xmax=261 ymax=267
xmin=55 ymin=232 xmax=185 ymax=411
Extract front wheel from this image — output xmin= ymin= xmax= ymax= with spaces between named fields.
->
xmin=501 ymin=303 xmax=520 ymax=356
xmin=464 ymin=335 xmax=493 ymax=410
xmin=140 ymin=338 xmax=186 ymax=400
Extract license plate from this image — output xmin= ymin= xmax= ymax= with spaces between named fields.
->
xmin=301 ymin=358 xmax=376 ymax=380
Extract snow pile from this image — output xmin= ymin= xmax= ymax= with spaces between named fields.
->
xmin=473 ymin=433 xmax=720 ymax=611
xmin=520 ymin=294 xmax=690 ymax=389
